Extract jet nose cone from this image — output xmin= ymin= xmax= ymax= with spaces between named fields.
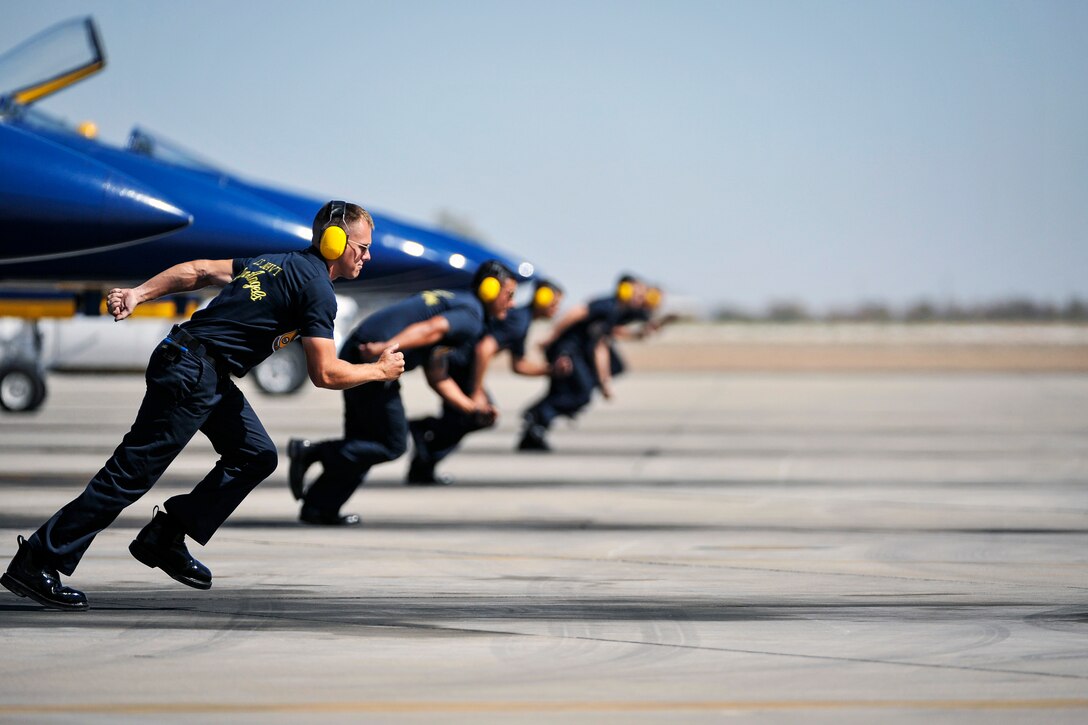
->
xmin=99 ymin=181 xmax=192 ymax=246
xmin=0 ymin=126 xmax=191 ymax=263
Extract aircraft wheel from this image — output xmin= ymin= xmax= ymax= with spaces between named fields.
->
xmin=252 ymin=344 xmax=307 ymax=396
xmin=0 ymin=362 xmax=48 ymax=413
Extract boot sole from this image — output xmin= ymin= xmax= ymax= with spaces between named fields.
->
xmin=517 ymin=442 xmax=551 ymax=452
xmin=1 ymin=571 xmax=88 ymax=611
xmin=128 ymin=541 xmax=212 ymax=590
xmin=406 ymin=474 xmax=455 ymax=486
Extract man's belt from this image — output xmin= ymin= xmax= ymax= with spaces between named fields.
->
xmin=165 ymin=325 xmax=224 ymax=374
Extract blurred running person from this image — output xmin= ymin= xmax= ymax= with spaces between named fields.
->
xmin=407 ymin=279 xmax=564 ymax=484
xmin=518 ymin=274 xmax=648 ymax=452
xmin=287 ymin=261 xmax=517 ymax=524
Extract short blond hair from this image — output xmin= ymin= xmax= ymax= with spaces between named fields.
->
xmin=311 ymin=201 xmax=374 ymax=245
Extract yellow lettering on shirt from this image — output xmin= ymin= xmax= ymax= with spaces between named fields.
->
xmin=421 ymin=289 xmax=454 ymax=307
xmin=236 ymin=269 xmax=267 ymax=301
xmin=253 ymin=259 xmax=283 ymax=276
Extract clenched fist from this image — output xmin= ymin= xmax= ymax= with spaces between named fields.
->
xmin=107 ymin=288 xmax=140 ymax=321
xmin=375 ymin=343 xmax=405 ymax=381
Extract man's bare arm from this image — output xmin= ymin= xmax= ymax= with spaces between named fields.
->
xmin=472 ymin=335 xmax=500 ymax=399
xmin=537 ymin=303 xmax=588 ymax=350
xmin=612 ymin=313 xmax=680 ymax=341
xmin=594 ymin=338 xmax=613 ymax=399
xmin=511 ymin=357 xmax=551 ymax=376
xmin=108 ymin=259 xmax=235 ymax=321
xmin=424 ymin=368 xmax=476 ymax=415
xmin=359 ymin=316 xmax=451 ymax=361
xmin=302 ymin=337 xmax=404 ymax=390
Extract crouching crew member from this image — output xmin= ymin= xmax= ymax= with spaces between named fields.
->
xmin=407 ymin=279 xmax=564 ymax=484
xmin=606 ymin=284 xmax=676 ymax=379
xmin=1 ymin=201 xmax=404 ymax=611
xmin=287 ymin=261 xmax=517 ymax=523
xmin=518 ymin=274 xmax=648 ymax=452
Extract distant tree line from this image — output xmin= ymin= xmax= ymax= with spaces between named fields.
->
xmin=712 ymin=298 xmax=1088 ymax=323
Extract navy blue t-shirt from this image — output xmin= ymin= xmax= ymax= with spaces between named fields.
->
xmin=344 ymin=288 xmax=485 ymax=372
xmin=547 ymin=295 xmax=635 ymax=359
xmin=616 ymin=305 xmax=651 ymax=326
xmin=488 ymin=304 xmax=533 ymax=359
xmin=183 ymin=247 xmax=336 ymax=376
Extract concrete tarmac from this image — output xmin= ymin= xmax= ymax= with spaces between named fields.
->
xmin=1 ymin=369 xmax=1086 ymax=723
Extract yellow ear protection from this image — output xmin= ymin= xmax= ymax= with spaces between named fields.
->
xmin=478 ymin=275 xmax=502 ymax=303
xmin=474 ymin=260 xmax=514 ymax=305
xmin=617 ymin=280 xmax=635 ymax=303
xmin=533 ymin=285 xmax=555 ymax=309
xmin=646 ymin=287 xmax=663 ymax=309
xmin=319 ymin=200 xmax=348 ymax=260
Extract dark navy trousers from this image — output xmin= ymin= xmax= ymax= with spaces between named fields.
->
xmin=303 ymin=380 xmax=408 ymax=514
xmin=523 ymin=346 xmax=598 ymax=428
xmin=410 ymin=396 xmax=495 ymax=466
xmin=409 ymin=357 xmax=494 ymax=466
xmin=29 ymin=341 xmax=278 ymax=575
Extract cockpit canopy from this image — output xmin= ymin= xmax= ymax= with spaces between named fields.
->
xmin=0 ymin=17 xmax=104 ymax=108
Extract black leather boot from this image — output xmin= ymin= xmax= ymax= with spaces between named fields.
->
xmin=287 ymin=438 xmax=317 ymax=501
xmin=129 ymin=509 xmax=212 ymax=590
xmin=517 ymin=417 xmax=551 ymax=452
xmin=1 ymin=536 xmax=88 ymax=611
xmin=406 ymin=456 xmax=455 ymax=485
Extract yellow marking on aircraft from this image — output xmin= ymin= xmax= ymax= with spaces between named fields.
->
xmin=0 ymin=299 xmax=76 ymax=318
xmin=0 ymin=298 xmax=193 ymax=320
xmin=0 ymin=699 xmax=1086 ymax=715
xmin=13 ymin=61 xmax=104 ymax=105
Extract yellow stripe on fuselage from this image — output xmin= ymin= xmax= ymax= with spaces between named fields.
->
xmin=0 ymin=297 xmax=196 ymax=320
xmin=0 ymin=299 xmax=77 ymax=319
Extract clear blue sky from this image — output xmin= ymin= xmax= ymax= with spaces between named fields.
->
xmin=3 ymin=1 xmax=1086 ymax=313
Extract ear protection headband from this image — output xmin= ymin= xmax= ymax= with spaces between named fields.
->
xmin=617 ymin=280 xmax=635 ymax=303
xmin=478 ymin=275 xmax=502 ymax=303
xmin=319 ymin=201 xmax=348 ymax=260
xmin=533 ymin=286 xmax=556 ymax=309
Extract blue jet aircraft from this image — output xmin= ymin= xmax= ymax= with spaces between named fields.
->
xmin=0 ymin=17 xmax=534 ymax=412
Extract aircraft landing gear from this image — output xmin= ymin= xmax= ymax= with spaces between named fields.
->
xmin=0 ymin=319 xmax=48 ymax=413
xmin=0 ymin=360 xmax=47 ymax=412
xmin=252 ymin=342 xmax=308 ymax=396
